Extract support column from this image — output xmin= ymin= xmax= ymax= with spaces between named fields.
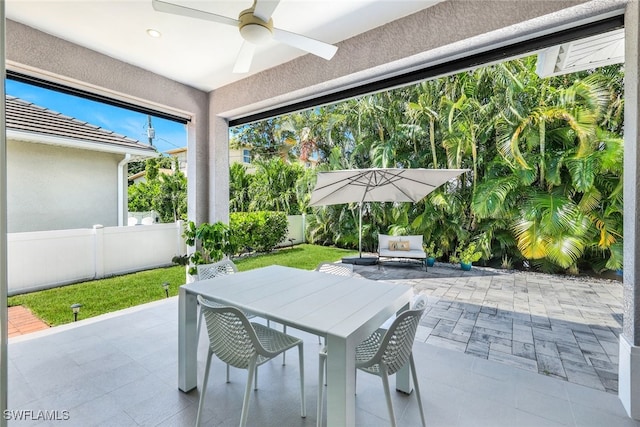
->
xmin=620 ymin=0 xmax=640 ymax=419
xmin=209 ymin=114 xmax=230 ymax=224
xmin=186 ymin=119 xmax=209 ymax=226
xmin=0 ymin=1 xmax=7 ymax=424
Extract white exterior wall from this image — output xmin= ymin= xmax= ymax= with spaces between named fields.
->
xmin=620 ymin=0 xmax=640 ymax=418
xmin=229 ymin=148 xmax=255 ymax=174
xmin=7 ymin=139 xmax=122 ymax=232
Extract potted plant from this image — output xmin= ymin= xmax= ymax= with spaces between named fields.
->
xmin=182 ymin=221 xmax=237 ymax=276
xmin=424 ymin=241 xmax=443 ymax=267
xmin=452 ymin=242 xmax=482 ymax=271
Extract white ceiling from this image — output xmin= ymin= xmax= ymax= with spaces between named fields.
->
xmin=6 ymin=0 xmax=442 ymax=92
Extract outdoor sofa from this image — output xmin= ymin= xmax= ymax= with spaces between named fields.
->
xmin=377 ymin=234 xmax=427 ymax=270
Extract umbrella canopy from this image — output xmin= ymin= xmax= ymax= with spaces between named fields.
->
xmin=309 ymin=168 xmax=468 ymax=258
xmin=309 ymin=168 xmax=468 ymax=207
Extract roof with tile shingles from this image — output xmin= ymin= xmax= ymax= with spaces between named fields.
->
xmin=5 ymin=95 xmax=156 ymax=153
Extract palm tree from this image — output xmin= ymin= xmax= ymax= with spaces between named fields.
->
xmin=406 ymin=79 xmax=445 ymax=168
xmin=477 ymin=61 xmax=622 ymax=271
xmin=231 ymin=55 xmax=624 ymax=273
xmin=229 ymin=162 xmax=253 ymax=212
xmin=248 ymin=158 xmax=305 ymax=214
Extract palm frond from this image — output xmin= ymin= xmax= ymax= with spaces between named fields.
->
xmin=471 ymin=176 xmax=519 ymax=219
xmin=577 ymin=187 xmax=602 ymax=212
xmin=566 ymin=154 xmax=596 ymax=192
xmin=545 ymin=235 xmax=585 ymax=268
xmin=512 ymin=218 xmax=548 ymax=259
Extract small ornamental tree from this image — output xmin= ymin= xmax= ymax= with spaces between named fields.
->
xmin=182 ymin=221 xmax=237 ymax=275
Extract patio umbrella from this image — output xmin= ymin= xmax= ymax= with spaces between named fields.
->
xmin=308 ymin=168 xmax=468 ymax=261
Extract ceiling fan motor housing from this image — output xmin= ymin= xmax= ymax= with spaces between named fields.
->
xmin=238 ymin=8 xmax=274 ymax=44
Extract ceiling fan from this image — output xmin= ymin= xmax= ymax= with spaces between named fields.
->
xmin=152 ymin=0 xmax=339 ymax=73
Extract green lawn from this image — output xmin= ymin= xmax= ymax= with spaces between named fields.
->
xmin=234 ymin=244 xmax=355 ymax=271
xmin=8 ymin=244 xmax=356 ymax=326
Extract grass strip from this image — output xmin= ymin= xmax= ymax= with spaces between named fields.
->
xmin=8 ymin=244 xmax=356 ymax=326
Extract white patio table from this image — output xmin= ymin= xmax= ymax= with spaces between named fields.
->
xmin=178 ymin=265 xmax=413 ymax=427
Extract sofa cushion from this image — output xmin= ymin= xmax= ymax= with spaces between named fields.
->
xmin=395 ymin=241 xmax=410 ymax=251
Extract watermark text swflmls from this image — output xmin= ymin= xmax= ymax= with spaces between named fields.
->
xmin=3 ymin=410 xmax=70 ymax=421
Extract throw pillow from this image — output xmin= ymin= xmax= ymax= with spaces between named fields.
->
xmin=396 ymin=241 xmax=410 ymax=251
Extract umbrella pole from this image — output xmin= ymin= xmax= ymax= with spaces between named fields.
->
xmin=358 ymin=202 xmax=363 ymax=258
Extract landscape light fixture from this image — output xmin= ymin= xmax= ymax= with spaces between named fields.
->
xmin=162 ymin=282 xmax=170 ymax=298
xmin=70 ymin=303 xmax=82 ymax=322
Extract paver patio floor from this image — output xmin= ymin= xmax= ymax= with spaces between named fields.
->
xmin=355 ymin=261 xmax=623 ymax=393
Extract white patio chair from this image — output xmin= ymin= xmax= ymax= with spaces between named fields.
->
xmin=379 ymin=294 xmax=427 ymax=330
xmin=317 ymin=306 xmax=426 ymax=427
xmin=196 ymin=258 xmax=238 ymax=279
xmin=141 ymin=216 xmax=154 ymax=225
xmin=198 ymin=259 xmax=296 ymax=365
xmin=196 ymin=259 xmax=252 ymax=381
xmin=315 ymin=261 xmax=354 ymax=277
xmin=196 ymin=259 xmax=285 ymax=369
xmin=195 ymin=296 xmax=306 ymax=427
xmin=195 ymin=260 xmax=242 ymax=345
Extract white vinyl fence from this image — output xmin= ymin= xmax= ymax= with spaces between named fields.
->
xmin=8 ymin=216 xmax=306 ymax=296
xmin=8 ymin=221 xmax=186 ymax=295
xmin=277 ymin=214 xmax=306 ymax=247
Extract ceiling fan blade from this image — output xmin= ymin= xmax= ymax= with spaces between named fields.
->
xmin=233 ymin=42 xmax=256 ymax=73
xmin=152 ymin=0 xmax=239 ymax=27
xmin=253 ymin=0 xmax=281 ymax=22
xmin=272 ymin=28 xmax=338 ymax=60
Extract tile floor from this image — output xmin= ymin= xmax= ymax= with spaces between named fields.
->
xmin=6 ymin=262 xmax=639 ymax=426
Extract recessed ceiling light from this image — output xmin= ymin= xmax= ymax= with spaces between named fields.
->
xmin=146 ymin=29 xmax=162 ymax=38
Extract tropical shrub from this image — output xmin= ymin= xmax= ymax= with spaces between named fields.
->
xmin=229 ymin=163 xmax=253 ymax=212
xmin=248 ymin=158 xmax=305 ymax=214
xmin=230 ymin=211 xmax=288 ymax=253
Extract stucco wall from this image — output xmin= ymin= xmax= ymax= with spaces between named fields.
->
xmin=7 ymin=139 xmax=122 ymax=232
xmin=5 ymin=19 xmax=211 ymax=225
xmin=209 ymin=0 xmax=612 ymax=119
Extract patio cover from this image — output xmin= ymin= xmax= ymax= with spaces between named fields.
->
xmin=309 ymin=168 xmax=468 ymax=259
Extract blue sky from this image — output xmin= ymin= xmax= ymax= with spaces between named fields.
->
xmin=5 ymin=79 xmax=187 ymax=154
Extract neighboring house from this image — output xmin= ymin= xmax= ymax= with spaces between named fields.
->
xmin=128 ymin=167 xmax=174 ymax=184
xmin=157 ymin=145 xmax=252 ymax=176
xmin=6 ymin=95 xmax=157 ymax=232
xmin=229 ymin=146 xmax=255 ymax=172
xmin=127 ymin=146 xmax=186 ymax=184
xmin=166 ymin=146 xmax=187 ymax=176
